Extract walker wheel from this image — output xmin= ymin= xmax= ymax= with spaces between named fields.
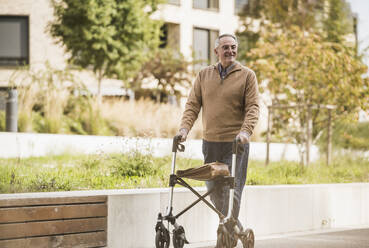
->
xmin=217 ymin=228 xmax=232 ymax=248
xmin=155 ymin=228 xmax=170 ymax=248
xmin=241 ymin=228 xmax=254 ymax=248
xmin=173 ymin=226 xmax=187 ymax=248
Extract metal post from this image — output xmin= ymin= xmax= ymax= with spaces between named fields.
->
xmin=266 ymin=106 xmax=272 ymax=166
xmin=6 ymin=89 xmax=17 ymax=132
xmin=327 ymin=109 xmax=332 ymax=165
xmin=306 ymin=105 xmax=312 ymax=166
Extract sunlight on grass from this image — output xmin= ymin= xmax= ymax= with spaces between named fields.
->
xmin=0 ymin=152 xmax=367 ymax=194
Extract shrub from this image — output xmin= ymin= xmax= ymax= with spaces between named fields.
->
xmin=110 ymin=152 xmax=158 ymax=177
xmin=100 ymin=99 xmax=202 ymax=139
xmin=318 ymin=119 xmax=369 ymax=151
xmin=28 ymin=171 xmax=73 ymax=192
xmin=0 ymin=111 xmax=5 ymax=131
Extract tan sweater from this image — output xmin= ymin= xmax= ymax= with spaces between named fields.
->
xmin=180 ymin=61 xmax=259 ymax=142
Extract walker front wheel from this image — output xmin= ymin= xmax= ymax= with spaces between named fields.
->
xmin=241 ymin=228 xmax=254 ymax=248
xmin=155 ymin=228 xmax=170 ymax=248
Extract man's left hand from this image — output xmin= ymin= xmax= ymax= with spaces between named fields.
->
xmin=236 ymin=131 xmax=250 ymax=144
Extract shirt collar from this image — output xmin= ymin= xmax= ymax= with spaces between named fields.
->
xmin=218 ymin=62 xmax=236 ymax=79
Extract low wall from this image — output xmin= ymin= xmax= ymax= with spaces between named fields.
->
xmin=0 ymin=132 xmax=320 ymax=162
xmin=1 ymin=183 xmax=368 ymax=248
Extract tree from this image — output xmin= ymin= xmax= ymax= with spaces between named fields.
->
xmin=128 ymin=48 xmax=194 ymax=103
xmin=236 ymin=0 xmax=354 ymax=54
xmin=237 ymin=0 xmax=324 ymax=53
xmin=246 ymin=25 xmax=369 ymax=154
xmin=49 ymin=0 xmax=162 ymax=101
xmin=323 ymin=0 xmax=354 ymax=44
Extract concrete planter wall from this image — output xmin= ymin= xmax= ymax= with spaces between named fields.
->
xmin=1 ymin=183 xmax=368 ymax=247
xmin=0 ymin=132 xmax=320 ymax=162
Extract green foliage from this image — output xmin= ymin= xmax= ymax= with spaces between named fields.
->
xmin=247 ymin=155 xmax=368 ymax=185
xmin=10 ymin=63 xmax=84 ymax=134
xmin=9 ymin=63 xmax=116 ymax=136
xmin=323 ymin=0 xmax=354 ymax=43
xmin=110 ymin=152 xmax=158 ymax=177
xmin=0 ymin=152 xmax=367 ymax=193
xmin=0 ymin=111 xmax=5 ymax=131
xmin=319 ymin=119 xmax=369 ymax=151
xmin=129 ymin=48 xmax=194 ymax=102
xmin=28 ymin=171 xmax=73 ymax=192
xmin=246 ymin=25 xmax=369 ymax=147
xmin=49 ymin=0 xmax=163 ymax=95
xmin=65 ymin=96 xmax=114 ymax=136
xmin=237 ymin=0 xmax=354 ymax=54
xmin=239 ymin=0 xmax=323 ymax=29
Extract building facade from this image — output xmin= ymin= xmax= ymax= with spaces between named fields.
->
xmin=0 ymin=0 xmax=245 ymax=93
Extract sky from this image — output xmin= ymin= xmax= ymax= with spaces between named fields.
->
xmin=346 ymin=0 xmax=369 ymax=64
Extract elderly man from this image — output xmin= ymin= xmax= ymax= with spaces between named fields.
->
xmin=177 ymin=34 xmax=259 ymax=239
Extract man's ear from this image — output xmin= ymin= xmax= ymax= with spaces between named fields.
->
xmin=214 ymin=48 xmax=218 ymax=56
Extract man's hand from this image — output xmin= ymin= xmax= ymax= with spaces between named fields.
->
xmin=236 ymin=131 xmax=250 ymax=144
xmin=177 ymin=128 xmax=188 ymax=142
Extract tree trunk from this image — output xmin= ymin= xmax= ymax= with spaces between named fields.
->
xmin=97 ymin=70 xmax=103 ymax=106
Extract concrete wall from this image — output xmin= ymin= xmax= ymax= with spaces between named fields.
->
xmin=1 ymin=183 xmax=368 ymax=247
xmin=0 ymin=132 xmax=320 ymax=162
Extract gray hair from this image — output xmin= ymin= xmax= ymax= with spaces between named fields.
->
xmin=215 ymin=34 xmax=238 ymax=48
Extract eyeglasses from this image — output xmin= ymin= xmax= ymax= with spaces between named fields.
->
xmin=221 ymin=45 xmax=237 ymax=51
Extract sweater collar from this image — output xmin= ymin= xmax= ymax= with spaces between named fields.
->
xmin=214 ymin=61 xmax=242 ymax=75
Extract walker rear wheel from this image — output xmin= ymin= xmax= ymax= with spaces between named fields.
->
xmin=241 ymin=228 xmax=254 ymax=248
xmin=173 ymin=226 xmax=186 ymax=248
xmin=217 ymin=229 xmax=232 ymax=248
xmin=155 ymin=228 xmax=170 ymax=248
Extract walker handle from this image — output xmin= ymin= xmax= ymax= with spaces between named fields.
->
xmin=232 ymin=137 xmax=241 ymax=155
xmin=172 ymin=135 xmax=185 ymax=153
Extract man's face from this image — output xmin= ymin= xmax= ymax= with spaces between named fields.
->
xmin=215 ymin=36 xmax=238 ymax=67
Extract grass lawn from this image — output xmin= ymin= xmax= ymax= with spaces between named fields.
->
xmin=0 ymin=151 xmax=368 ymax=194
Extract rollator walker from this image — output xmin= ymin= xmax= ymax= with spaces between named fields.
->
xmin=155 ymin=135 xmax=255 ymax=248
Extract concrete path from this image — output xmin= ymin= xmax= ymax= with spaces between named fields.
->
xmin=198 ymin=227 xmax=369 ymax=248
xmin=252 ymin=228 xmax=369 ymax=248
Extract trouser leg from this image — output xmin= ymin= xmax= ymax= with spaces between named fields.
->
xmin=203 ymin=140 xmax=250 ymax=221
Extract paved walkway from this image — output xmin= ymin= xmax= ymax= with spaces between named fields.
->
xmin=198 ymin=227 xmax=369 ymax=248
xmin=252 ymin=228 xmax=369 ymax=248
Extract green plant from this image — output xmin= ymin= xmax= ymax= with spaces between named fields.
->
xmin=0 ymin=151 xmax=367 ymax=194
xmin=0 ymin=111 xmax=5 ymax=131
xmin=28 ymin=171 xmax=73 ymax=192
xmin=129 ymin=48 xmax=194 ymax=103
xmin=100 ymin=99 xmax=203 ymax=139
xmin=318 ymin=118 xmax=369 ymax=151
xmin=245 ymin=24 xmax=368 ymax=161
xmin=49 ymin=0 xmax=163 ymax=100
xmin=110 ymin=152 xmax=157 ymax=177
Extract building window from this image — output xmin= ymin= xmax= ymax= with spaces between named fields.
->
xmin=0 ymin=16 xmax=29 ymax=66
xmin=235 ymin=0 xmax=248 ymax=14
xmin=193 ymin=0 xmax=219 ymax=11
xmin=167 ymin=0 xmax=180 ymax=5
xmin=193 ymin=27 xmax=218 ymax=69
xmin=160 ymin=23 xmax=180 ymax=50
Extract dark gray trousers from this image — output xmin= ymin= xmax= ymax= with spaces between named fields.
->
xmin=203 ymin=140 xmax=250 ymax=222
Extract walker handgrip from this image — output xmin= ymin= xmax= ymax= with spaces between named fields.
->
xmin=172 ymin=135 xmax=185 ymax=152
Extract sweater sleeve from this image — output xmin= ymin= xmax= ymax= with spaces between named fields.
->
xmin=180 ymin=73 xmax=202 ymax=132
xmin=241 ymin=70 xmax=260 ymax=136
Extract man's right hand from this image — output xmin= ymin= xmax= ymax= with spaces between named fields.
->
xmin=177 ymin=128 xmax=188 ymax=142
